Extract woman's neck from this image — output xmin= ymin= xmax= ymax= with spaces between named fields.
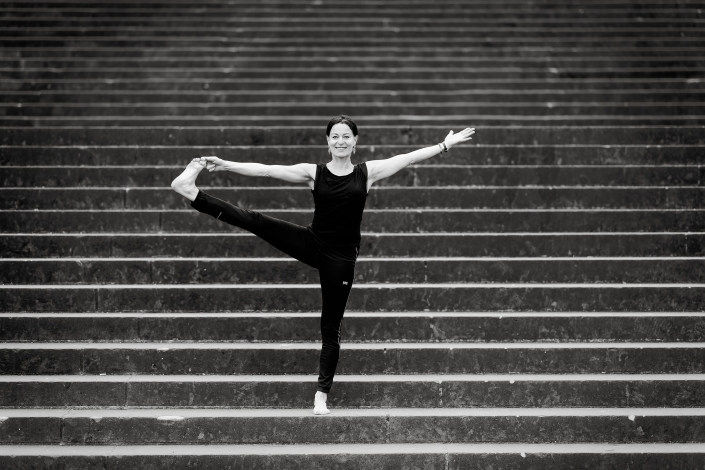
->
xmin=327 ymin=156 xmax=354 ymax=175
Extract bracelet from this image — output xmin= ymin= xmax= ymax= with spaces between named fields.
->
xmin=438 ymin=142 xmax=448 ymax=153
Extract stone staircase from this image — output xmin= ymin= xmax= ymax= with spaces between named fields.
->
xmin=1 ymin=0 xmax=705 ymax=468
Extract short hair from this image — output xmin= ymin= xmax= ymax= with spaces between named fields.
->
xmin=326 ymin=114 xmax=358 ymax=137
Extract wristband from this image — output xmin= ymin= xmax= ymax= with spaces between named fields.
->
xmin=438 ymin=142 xmax=448 ymax=153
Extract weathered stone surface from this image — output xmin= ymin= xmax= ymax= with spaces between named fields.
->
xmin=4 ymin=165 xmax=700 ymax=187
xmin=0 ymin=382 xmax=125 ymax=408
xmin=4 ymin=209 xmax=703 ymax=234
xmin=3 ymin=233 xmax=702 ymax=258
xmin=2 ymin=414 xmax=699 ymax=444
xmin=0 ymin=287 xmax=96 ymax=312
xmin=95 ymin=285 xmax=705 ymax=312
xmin=0 ymin=453 xmax=703 ymax=470
xmin=1 ymin=454 xmax=704 ymax=470
xmin=3 ymin=126 xmax=703 ymax=146
xmin=3 ymin=314 xmax=703 ymax=343
xmin=61 ymin=415 xmax=388 ymax=444
xmin=0 ymin=417 xmax=61 ymax=444
xmin=4 ymin=258 xmax=703 ymax=285
xmin=4 ymin=187 xmax=703 ymax=210
xmin=0 ymin=210 xmax=161 ymax=233
xmin=2 ymin=379 xmax=704 ymax=409
xmin=3 ymin=285 xmax=704 ymax=313
xmin=5 ymin=346 xmax=704 ymax=375
xmin=2 ymin=145 xmax=703 ymax=166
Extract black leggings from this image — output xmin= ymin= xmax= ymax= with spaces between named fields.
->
xmin=190 ymin=190 xmax=356 ymax=393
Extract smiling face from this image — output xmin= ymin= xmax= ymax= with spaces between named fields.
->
xmin=327 ymin=123 xmax=358 ymax=159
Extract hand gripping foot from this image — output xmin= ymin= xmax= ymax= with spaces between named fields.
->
xmin=313 ymin=391 xmax=330 ymax=415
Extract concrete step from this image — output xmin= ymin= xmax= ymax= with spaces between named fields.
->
xmin=6 ymin=18 xmax=705 ymax=29
xmin=7 ymin=57 xmax=705 ymax=70
xmin=1 ymin=408 xmax=704 ymax=444
xmin=4 ymin=209 xmax=703 ymax=233
xmin=3 ymin=187 xmax=702 ymax=210
xmin=6 ymin=101 xmax=705 ymax=115
xmin=3 ymin=116 xmax=704 ymax=126
xmin=5 ymin=24 xmax=704 ymax=38
xmin=6 ymin=46 xmax=705 ymax=60
xmin=2 ymin=342 xmax=705 ymax=375
xmin=2 ymin=284 xmax=704 ymax=313
xmin=1 ymin=313 xmax=703 ymax=343
xmin=0 ymin=443 xmax=703 ymax=470
xmin=5 ymin=103 xmax=703 ymax=119
xmin=3 ymin=258 xmax=703 ymax=285
xmin=5 ymin=116 xmax=703 ymax=126
xmin=2 ymin=126 xmax=702 ymax=146
xmin=3 ymin=233 xmax=703 ymax=258
xmin=5 ymin=38 xmax=704 ymax=49
xmin=2 ymin=374 xmax=705 ymax=408
xmin=3 ymin=78 xmax=701 ymax=93
xmin=2 ymin=407 xmax=705 ymax=447
xmin=2 ymin=1 xmax=699 ymax=11
xmin=4 ymin=90 xmax=705 ymax=105
xmin=5 ymin=165 xmax=701 ymax=188
xmin=5 ymin=68 xmax=704 ymax=82
xmin=2 ymin=145 xmax=702 ymax=166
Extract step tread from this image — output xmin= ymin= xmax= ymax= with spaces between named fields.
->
xmin=0 ymin=442 xmax=703 ymax=456
xmin=2 ymin=407 xmax=704 ymax=417
xmin=1 ymin=341 xmax=702 ymax=349
xmin=3 ymin=373 xmax=705 ymax=382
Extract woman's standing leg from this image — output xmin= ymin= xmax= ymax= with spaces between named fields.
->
xmin=314 ymin=255 xmax=356 ymax=414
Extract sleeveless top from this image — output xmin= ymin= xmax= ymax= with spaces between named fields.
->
xmin=309 ymin=162 xmax=368 ymax=249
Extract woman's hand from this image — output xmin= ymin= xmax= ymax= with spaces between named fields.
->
xmin=444 ymin=127 xmax=475 ymax=149
xmin=200 ymin=156 xmax=226 ymax=172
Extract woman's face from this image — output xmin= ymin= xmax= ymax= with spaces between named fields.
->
xmin=327 ymin=123 xmax=358 ymax=159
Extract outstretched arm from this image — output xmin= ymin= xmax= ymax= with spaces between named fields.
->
xmin=366 ymin=128 xmax=475 ymax=186
xmin=200 ymin=157 xmax=316 ymax=187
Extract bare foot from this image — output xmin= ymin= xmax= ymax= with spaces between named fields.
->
xmin=171 ymin=158 xmax=205 ymax=201
xmin=313 ymin=391 xmax=330 ymax=415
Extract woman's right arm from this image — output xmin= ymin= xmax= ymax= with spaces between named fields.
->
xmin=200 ymin=157 xmax=316 ymax=186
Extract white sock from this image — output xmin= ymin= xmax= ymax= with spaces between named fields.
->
xmin=313 ymin=391 xmax=330 ymax=415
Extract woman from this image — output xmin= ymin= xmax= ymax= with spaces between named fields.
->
xmin=171 ymin=115 xmax=475 ymax=414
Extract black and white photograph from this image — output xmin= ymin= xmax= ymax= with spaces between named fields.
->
xmin=0 ymin=0 xmax=704 ymax=468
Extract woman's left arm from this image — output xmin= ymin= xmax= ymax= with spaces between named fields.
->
xmin=366 ymin=127 xmax=475 ymax=186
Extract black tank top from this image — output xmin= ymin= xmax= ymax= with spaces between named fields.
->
xmin=309 ymin=162 xmax=368 ymax=248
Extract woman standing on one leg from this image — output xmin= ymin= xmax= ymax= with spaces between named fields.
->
xmin=171 ymin=115 xmax=475 ymax=414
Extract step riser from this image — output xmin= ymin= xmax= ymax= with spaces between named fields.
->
xmin=2 ymin=316 xmax=704 ymax=342
xmin=7 ymin=19 xmax=705 ymax=27
xmin=5 ymin=347 xmax=705 ymax=375
xmin=0 ymin=454 xmax=701 ymax=470
xmin=4 ymin=210 xmax=703 ymax=233
xmin=6 ymin=105 xmax=705 ymax=118
xmin=2 ymin=286 xmax=705 ymax=313
xmin=5 ymin=39 xmax=705 ymax=48
xmin=4 ymin=259 xmax=704 ymax=285
xmin=2 ymin=415 xmax=704 ymax=444
xmin=5 ymin=166 xmax=702 ymax=188
xmin=5 ymin=117 xmax=705 ymax=126
xmin=2 ymin=146 xmax=702 ymax=166
xmin=4 ymin=188 xmax=703 ymax=210
xmin=7 ymin=58 xmax=705 ymax=68
xmin=5 ymin=80 xmax=702 ymax=93
xmin=3 ymin=380 xmax=704 ymax=408
xmin=3 ymin=234 xmax=704 ymax=258
xmin=2 ymin=127 xmax=702 ymax=146
xmin=4 ymin=92 xmax=705 ymax=105
xmin=10 ymin=47 xmax=705 ymax=59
